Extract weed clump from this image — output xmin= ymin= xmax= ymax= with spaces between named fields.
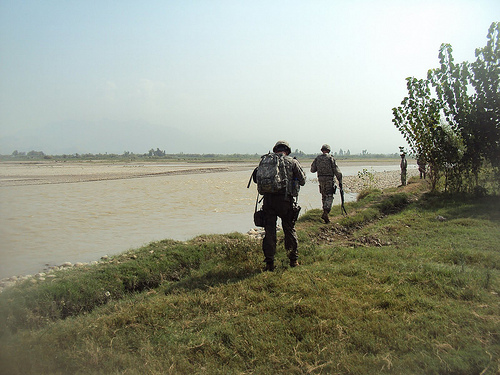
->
xmin=357 ymin=188 xmax=382 ymax=202
xmin=377 ymin=192 xmax=411 ymax=214
xmin=339 ymin=208 xmax=379 ymax=228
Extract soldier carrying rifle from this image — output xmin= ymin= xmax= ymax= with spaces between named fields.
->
xmin=310 ymin=144 xmax=343 ymax=223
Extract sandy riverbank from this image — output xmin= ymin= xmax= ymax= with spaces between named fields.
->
xmin=0 ymin=160 xmax=417 ymax=191
xmin=0 ymin=161 xmax=251 ymax=187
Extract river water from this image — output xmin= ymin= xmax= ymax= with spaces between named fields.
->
xmin=0 ymin=162 xmax=403 ymax=279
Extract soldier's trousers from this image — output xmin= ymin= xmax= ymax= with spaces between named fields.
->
xmin=262 ymin=194 xmax=298 ymax=263
xmin=401 ymin=170 xmax=407 ymax=186
xmin=318 ymin=176 xmax=335 ymax=212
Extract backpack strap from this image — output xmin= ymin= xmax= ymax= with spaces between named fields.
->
xmin=254 ymin=191 xmax=264 ymax=213
xmin=279 ymin=154 xmax=290 ymax=197
xmin=247 ymin=167 xmax=258 ymax=188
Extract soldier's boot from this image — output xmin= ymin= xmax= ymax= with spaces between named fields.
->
xmin=263 ymin=261 xmax=275 ymax=272
xmin=290 ymin=259 xmax=299 ymax=268
xmin=321 ymin=209 xmax=330 ymax=224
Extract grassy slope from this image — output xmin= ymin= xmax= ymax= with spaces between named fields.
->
xmin=0 ymin=179 xmax=499 ymax=375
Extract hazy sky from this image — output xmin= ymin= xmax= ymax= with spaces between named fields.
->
xmin=0 ymin=0 xmax=498 ymax=155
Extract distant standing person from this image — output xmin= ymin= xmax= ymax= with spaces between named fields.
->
xmin=400 ymin=151 xmax=408 ymax=186
xmin=254 ymin=141 xmax=306 ymax=271
xmin=310 ymin=144 xmax=343 ymax=223
xmin=417 ymin=154 xmax=427 ymax=179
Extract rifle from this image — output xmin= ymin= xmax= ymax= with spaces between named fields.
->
xmin=328 ymin=155 xmax=347 ymax=216
xmin=339 ymin=183 xmax=347 ymax=216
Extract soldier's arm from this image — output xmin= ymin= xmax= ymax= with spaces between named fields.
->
xmin=336 ymin=170 xmax=343 ymax=186
xmin=310 ymin=158 xmax=317 ymax=173
xmin=295 ymin=161 xmax=306 ymax=186
xmin=332 ymin=159 xmax=343 ymax=185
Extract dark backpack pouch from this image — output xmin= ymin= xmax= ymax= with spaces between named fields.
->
xmin=254 ymin=209 xmax=266 ymax=227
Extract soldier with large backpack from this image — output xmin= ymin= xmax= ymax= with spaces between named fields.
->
xmin=251 ymin=141 xmax=306 ymax=271
xmin=310 ymin=144 xmax=343 ymax=223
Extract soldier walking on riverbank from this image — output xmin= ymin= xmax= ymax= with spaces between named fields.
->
xmin=253 ymin=141 xmax=306 ymax=271
xmin=417 ymin=154 xmax=427 ymax=179
xmin=400 ymin=151 xmax=408 ymax=186
xmin=310 ymin=144 xmax=343 ymax=223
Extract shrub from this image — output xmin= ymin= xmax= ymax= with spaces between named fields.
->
xmin=377 ymin=193 xmax=411 ymax=214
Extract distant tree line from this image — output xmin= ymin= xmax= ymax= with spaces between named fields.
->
xmin=393 ymin=22 xmax=499 ymax=194
xmin=2 ymin=148 xmax=400 ymax=162
xmin=148 ymin=148 xmax=166 ymax=157
xmin=10 ymin=150 xmax=51 ymax=159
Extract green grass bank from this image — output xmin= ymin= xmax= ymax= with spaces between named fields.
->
xmin=0 ymin=178 xmax=499 ymax=375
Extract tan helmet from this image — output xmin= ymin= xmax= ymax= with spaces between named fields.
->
xmin=273 ymin=140 xmax=291 ymax=154
xmin=321 ymin=144 xmax=331 ymax=152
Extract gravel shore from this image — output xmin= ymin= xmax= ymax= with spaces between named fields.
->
xmin=342 ymin=168 xmax=419 ymax=193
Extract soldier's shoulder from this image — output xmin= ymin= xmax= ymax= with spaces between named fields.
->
xmin=283 ymin=155 xmax=295 ymax=165
xmin=313 ymin=154 xmax=323 ymax=161
xmin=285 ymin=155 xmax=300 ymax=165
xmin=319 ymin=153 xmax=335 ymax=161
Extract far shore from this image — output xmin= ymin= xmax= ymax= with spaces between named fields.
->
xmin=0 ymin=160 xmax=252 ymax=187
xmin=0 ymin=159 xmax=415 ymax=189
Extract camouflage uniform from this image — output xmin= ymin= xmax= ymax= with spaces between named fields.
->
xmin=260 ymin=141 xmax=306 ymax=271
xmin=400 ymin=153 xmax=408 ymax=186
xmin=310 ymin=145 xmax=342 ymax=223
xmin=417 ymin=155 xmax=426 ymax=179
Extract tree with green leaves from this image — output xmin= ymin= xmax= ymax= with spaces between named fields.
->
xmin=392 ymin=77 xmax=443 ymax=189
xmin=469 ymin=22 xmax=500 ymax=169
xmin=393 ymin=22 xmax=499 ymax=193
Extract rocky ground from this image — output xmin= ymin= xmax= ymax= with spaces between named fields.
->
xmin=341 ymin=168 xmax=420 ymax=193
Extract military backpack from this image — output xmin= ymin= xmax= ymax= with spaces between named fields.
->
xmin=255 ymin=152 xmax=289 ymax=195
